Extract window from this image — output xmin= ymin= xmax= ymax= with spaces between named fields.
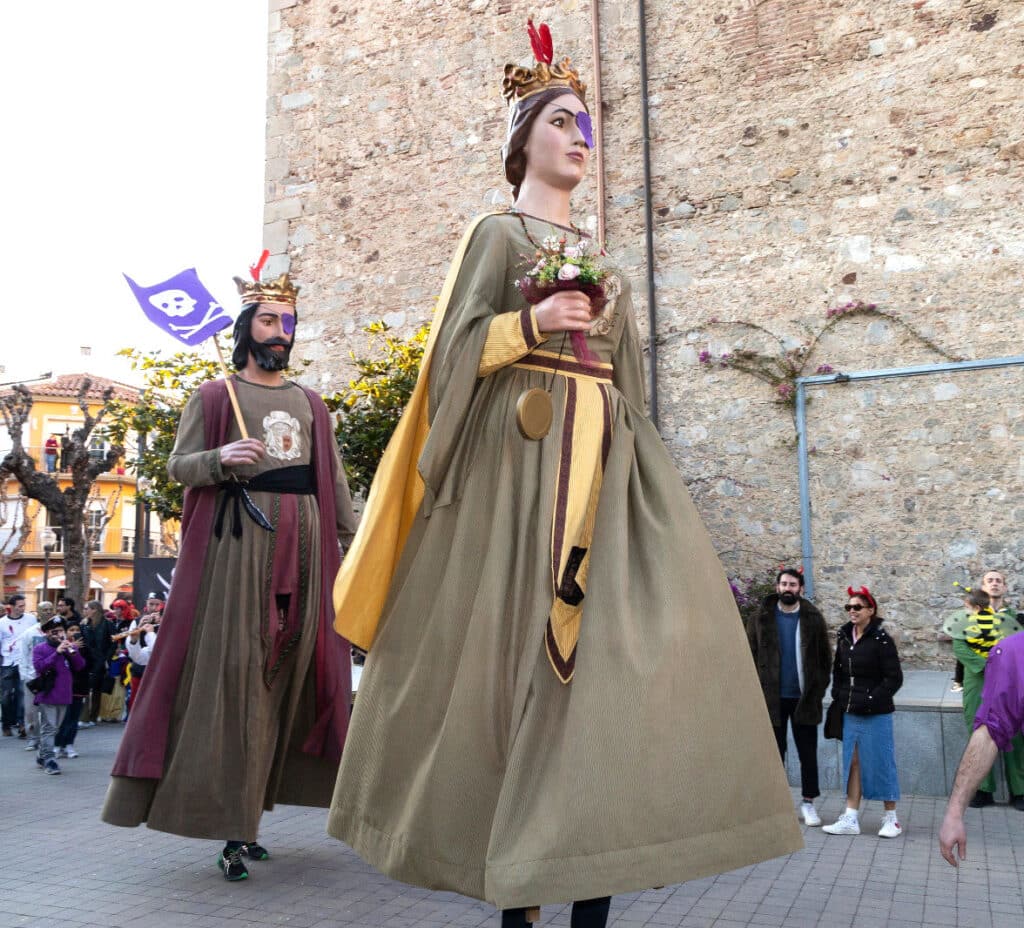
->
xmin=87 ymin=503 xmax=106 ymax=552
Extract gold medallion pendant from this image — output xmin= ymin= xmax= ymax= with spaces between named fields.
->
xmin=516 ymin=388 xmax=553 ymax=440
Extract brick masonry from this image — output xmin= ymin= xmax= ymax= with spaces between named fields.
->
xmin=264 ymin=0 xmax=1024 ymax=666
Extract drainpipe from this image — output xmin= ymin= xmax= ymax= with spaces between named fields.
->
xmin=590 ymin=1 xmax=607 ymax=249
xmin=637 ymin=0 xmax=660 ymax=429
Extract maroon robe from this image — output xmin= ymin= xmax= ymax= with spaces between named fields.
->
xmin=111 ymin=379 xmax=349 ymax=781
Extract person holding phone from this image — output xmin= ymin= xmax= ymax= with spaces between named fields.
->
xmin=32 ymin=616 xmax=85 ymax=775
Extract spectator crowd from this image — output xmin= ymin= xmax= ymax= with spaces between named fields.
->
xmin=2 ymin=567 xmax=1020 ymax=850
xmin=1 ymin=591 xmax=163 ymax=775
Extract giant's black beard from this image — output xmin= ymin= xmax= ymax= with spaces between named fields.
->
xmin=779 ymin=591 xmax=799 ymax=606
xmin=252 ymin=338 xmax=293 ymax=371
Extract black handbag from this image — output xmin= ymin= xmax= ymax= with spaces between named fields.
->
xmin=26 ymin=667 xmax=57 ymax=695
xmin=823 ymin=700 xmax=844 ymax=740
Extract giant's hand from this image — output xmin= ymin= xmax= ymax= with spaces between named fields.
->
xmin=939 ymin=812 xmax=967 ymax=866
xmin=219 ymin=439 xmax=267 ymax=468
xmin=533 ymin=290 xmax=594 ymax=333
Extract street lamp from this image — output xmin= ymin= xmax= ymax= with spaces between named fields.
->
xmin=40 ymin=527 xmax=57 ymax=604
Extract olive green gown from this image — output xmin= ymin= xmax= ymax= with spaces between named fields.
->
xmin=327 ymin=212 xmax=801 ymax=908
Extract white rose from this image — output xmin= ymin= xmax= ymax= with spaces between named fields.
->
xmin=563 ymin=245 xmax=581 ymax=259
xmin=558 ymin=263 xmax=581 ymax=281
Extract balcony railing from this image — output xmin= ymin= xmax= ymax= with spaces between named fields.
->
xmin=3 ymin=445 xmax=127 ymax=475
xmin=121 ymin=530 xmax=165 ymax=555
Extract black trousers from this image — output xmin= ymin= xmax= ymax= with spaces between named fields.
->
xmin=502 ymin=897 xmax=611 ymax=928
xmin=773 ymin=696 xmax=819 ymax=800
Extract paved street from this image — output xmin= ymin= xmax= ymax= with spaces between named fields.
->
xmin=1 ymin=723 xmax=1022 ymax=928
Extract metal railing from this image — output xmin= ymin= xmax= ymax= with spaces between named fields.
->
xmin=5 ymin=444 xmax=123 ymax=473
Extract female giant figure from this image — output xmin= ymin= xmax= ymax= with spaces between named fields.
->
xmin=328 ymin=23 xmax=802 ymax=927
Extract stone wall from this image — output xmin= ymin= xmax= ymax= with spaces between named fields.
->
xmin=265 ymin=0 xmax=1024 ymax=665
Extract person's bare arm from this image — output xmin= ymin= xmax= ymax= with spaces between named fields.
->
xmin=939 ymin=725 xmax=999 ymax=866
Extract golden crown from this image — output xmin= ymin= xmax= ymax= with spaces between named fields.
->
xmin=233 ymin=272 xmax=300 ymax=307
xmin=502 ymin=20 xmax=586 ymax=104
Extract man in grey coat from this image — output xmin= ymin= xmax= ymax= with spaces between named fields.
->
xmin=747 ymin=567 xmax=832 ymax=826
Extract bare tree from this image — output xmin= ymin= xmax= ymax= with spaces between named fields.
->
xmin=83 ymin=483 xmax=122 ymax=586
xmin=0 ymin=485 xmax=37 ymax=581
xmin=0 ymin=380 xmax=124 ymax=605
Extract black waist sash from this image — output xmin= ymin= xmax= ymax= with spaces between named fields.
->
xmin=215 ymin=465 xmax=314 ymax=538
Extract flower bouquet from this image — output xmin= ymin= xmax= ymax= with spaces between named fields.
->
xmin=516 ymin=234 xmax=608 ymax=365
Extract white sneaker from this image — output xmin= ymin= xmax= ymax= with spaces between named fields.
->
xmin=823 ymin=811 xmax=860 ymax=835
xmin=878 ymin=811 xmax=902 ymax=838
xmin=800 ymin=802 xmax=821 ymax=826
xmin=65 ymin=747 xmax=79 ymax=759
xmin=23 ymin=740 xmax=38 ymax=751
xmin=55 ymin=747 xmax=67 ymax=758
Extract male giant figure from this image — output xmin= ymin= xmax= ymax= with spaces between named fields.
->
xmin=102 ymin=271 xmax=357 ymax=882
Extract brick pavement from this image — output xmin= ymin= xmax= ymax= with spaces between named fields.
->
xmin=1 ymin=724 xmax=1022 ymax=928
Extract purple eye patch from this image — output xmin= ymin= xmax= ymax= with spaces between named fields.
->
xmin=281 ymin=313 xmax=296 ymax=335
xmin=575 ymin=111 xmax=594 ymax=150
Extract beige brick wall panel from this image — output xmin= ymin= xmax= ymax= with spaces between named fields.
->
xmin=266 ymin=0 xmax=1024 ymax=664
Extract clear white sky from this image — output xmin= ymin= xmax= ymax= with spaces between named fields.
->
xmin=2 ymin=2 xmax=267 ymax=387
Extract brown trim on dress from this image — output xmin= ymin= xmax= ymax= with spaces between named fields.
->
xmin=551 ymin=378 xmax=577 ymax=592
xmin=599 ymin=383 xmax=612 ymax=468
xmin=513 ymin=354 xmax=613 ymax=381
xmin=519 ymin=308 xmax=539 ymax=349
xmin=546 ymin=620 xmax=577 ymax=683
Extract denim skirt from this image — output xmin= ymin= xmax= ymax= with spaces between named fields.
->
xmin=842 ymin=712 xmax=900 ymax=801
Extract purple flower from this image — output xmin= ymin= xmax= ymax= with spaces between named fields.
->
xmin=699 ymin=350 xmax=711 ymax=363
xmin=776 ymin=383 xmax=793 ymax=397
xmin=816 ymin=364 xmax=834 ymax=374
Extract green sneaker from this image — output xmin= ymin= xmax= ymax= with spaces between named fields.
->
xmin=242 ymin=843 xmax=270 ymax=861
xmin=218 ymin=847 xmax=249 ymax=881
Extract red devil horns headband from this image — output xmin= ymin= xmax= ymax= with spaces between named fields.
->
xmin=847 ymin=585 xmax=876 ymax=610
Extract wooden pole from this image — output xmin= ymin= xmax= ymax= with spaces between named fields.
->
xmin=212 ymin=338 xmax=249 ymax=440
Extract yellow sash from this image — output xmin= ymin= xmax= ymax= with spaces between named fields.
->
xmin=333 ymin=212 xmax=500 ymax=649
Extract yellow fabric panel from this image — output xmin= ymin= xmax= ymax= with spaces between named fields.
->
xmin=333 ymin=213 xmax=501 ymax=650
xmin=477 ymin=309 xmax=547 ymax=377
xmin=546 ymin=379 xmax=608 ymax=682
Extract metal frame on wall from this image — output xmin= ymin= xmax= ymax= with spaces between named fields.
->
xmin=795 ymin=355 xmax=1024 ymax=600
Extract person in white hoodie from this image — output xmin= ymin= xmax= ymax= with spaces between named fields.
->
xmin=125 ymin=593 xmax=161 ymax=710
xmin=2 ymin=594 xmax=36 ymax=738
xmin=15 ymin=601 xmax=50 ymax=750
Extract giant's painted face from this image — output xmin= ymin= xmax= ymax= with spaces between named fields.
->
xmin=250 ymin=304 xmax=296 ymax=371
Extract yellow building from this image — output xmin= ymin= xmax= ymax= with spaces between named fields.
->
xmin=1 ymin=373 xmax=163 ymax=609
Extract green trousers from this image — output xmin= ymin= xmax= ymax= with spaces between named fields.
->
xmin=962 ymin=666 xmax=1024 ymax=795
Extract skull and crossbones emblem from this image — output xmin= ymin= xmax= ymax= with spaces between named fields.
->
xmin=148 ymin=289 xmax=226 ymax=340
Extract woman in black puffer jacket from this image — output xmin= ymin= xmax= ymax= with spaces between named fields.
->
xmin=822 ymin=585 xmax=904 ymax=839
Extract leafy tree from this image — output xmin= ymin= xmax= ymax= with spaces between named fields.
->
xmin=106 ymin=345 xmax=224 ymax=524
xmin=0 ymin=380 xmax=124 ymax=606
xmin=106 ymin=323 xmax=427 ymax=522
xmin=324 ymin=322 xmax=428 ymax=498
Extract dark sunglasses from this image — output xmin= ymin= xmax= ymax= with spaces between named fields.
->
xmin=844 ymin=604 xmax=867 ymax=612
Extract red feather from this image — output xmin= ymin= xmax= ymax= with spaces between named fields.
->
xmin=249 ymin=249 xmax=270 ymax=281
xmin=539 ymin=23 xmax=553 ymax=63
xmin=527 ymin=18 xmax=553 ymax=64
